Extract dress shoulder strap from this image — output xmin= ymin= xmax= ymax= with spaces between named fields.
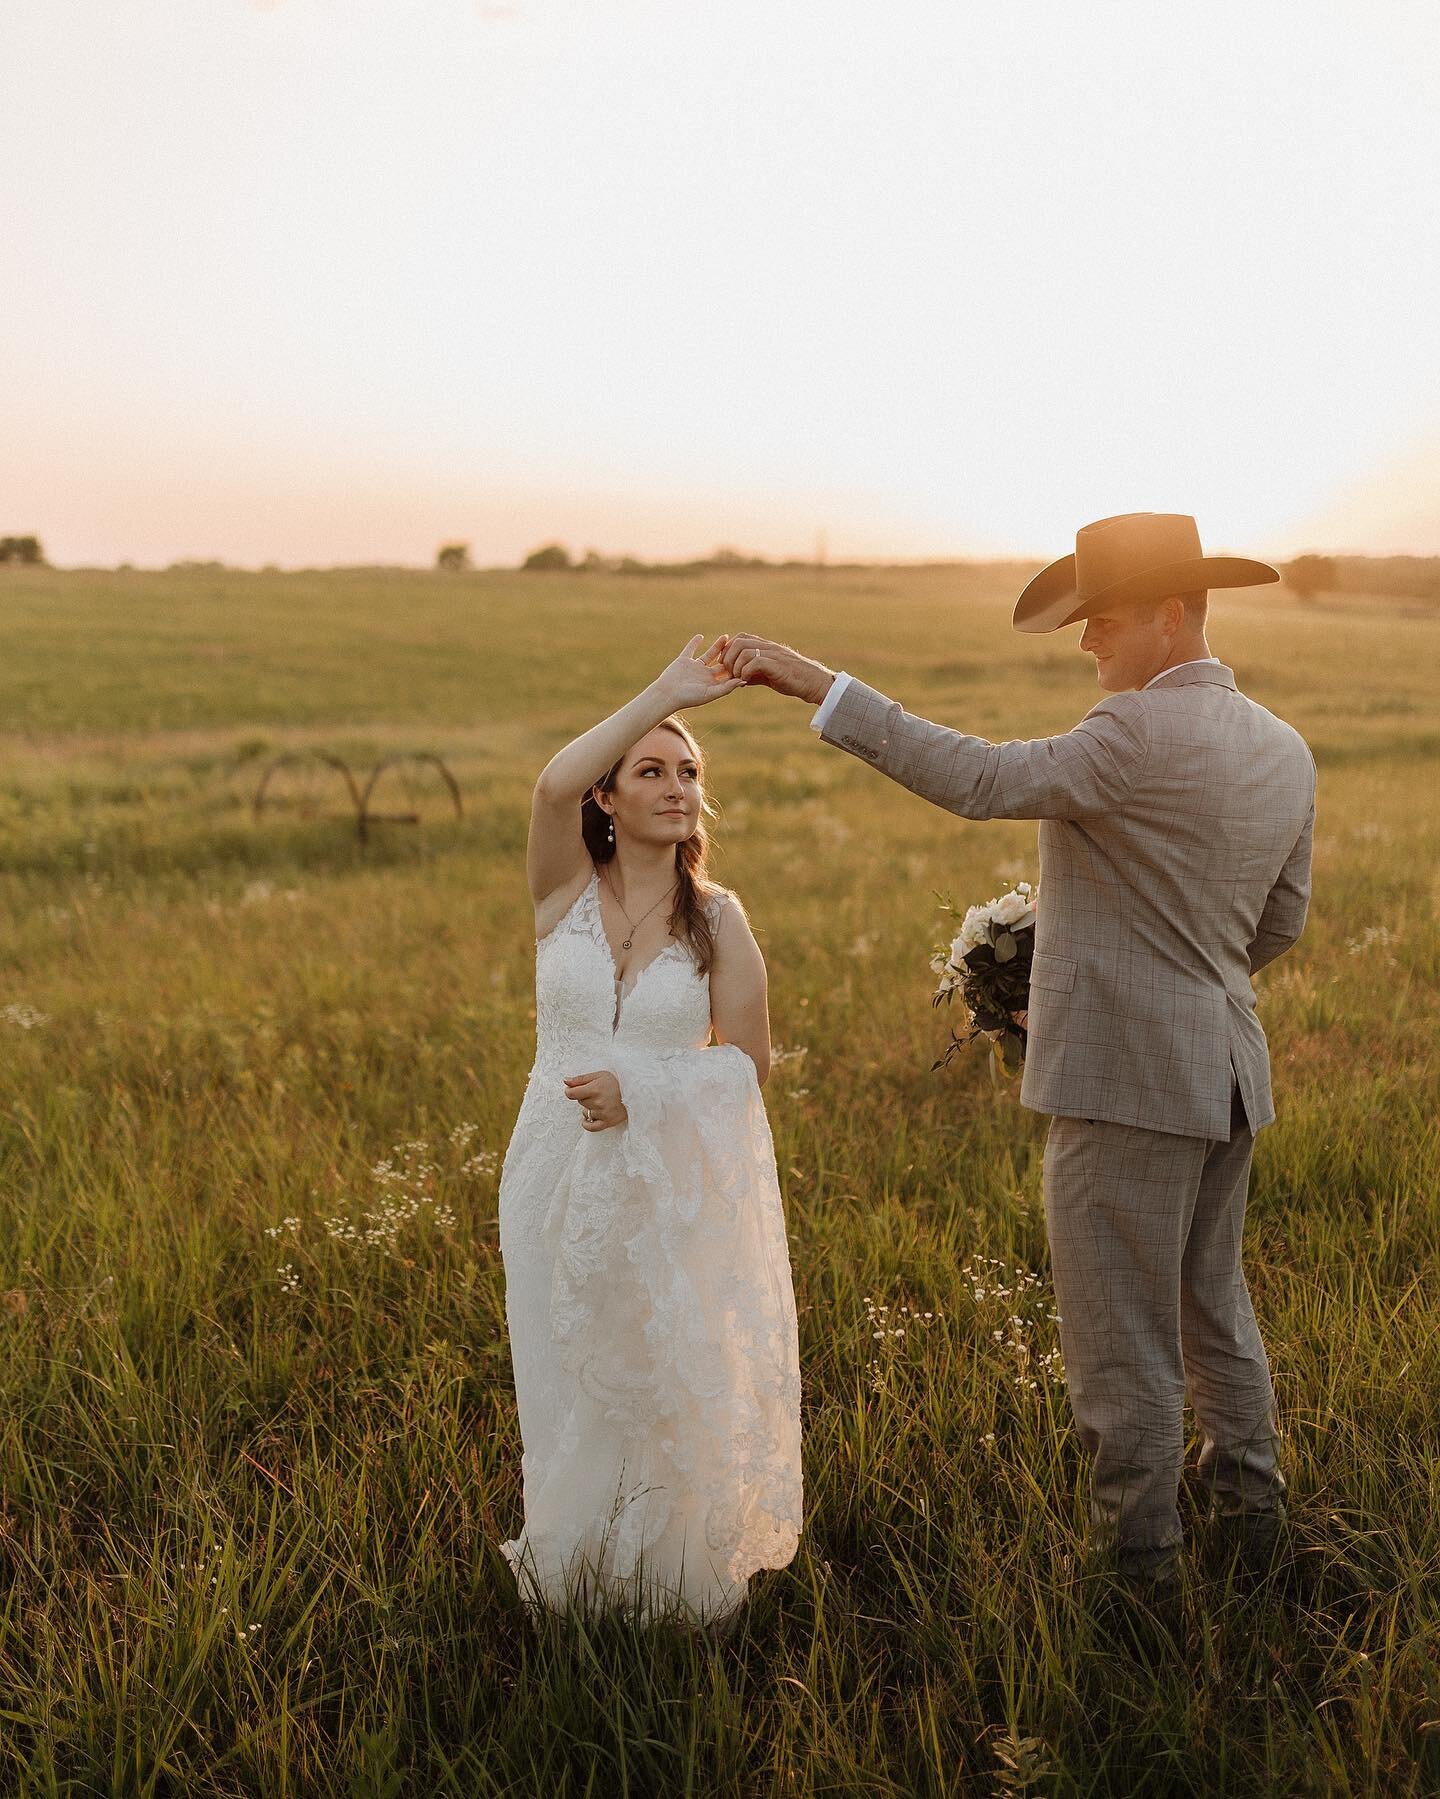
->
xmin=539 ymin=866 xmax=605 ymax=949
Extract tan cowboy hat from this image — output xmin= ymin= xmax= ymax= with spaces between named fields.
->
xmin=1012 ymin=512 xmax=1280 ymax=634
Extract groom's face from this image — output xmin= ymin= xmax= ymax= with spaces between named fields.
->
xmin=1078 ymin=598 xmax=1177 ymax=691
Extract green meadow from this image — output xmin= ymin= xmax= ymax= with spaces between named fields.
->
xmin=1 ymin=563 xmax=1437 ymax=1796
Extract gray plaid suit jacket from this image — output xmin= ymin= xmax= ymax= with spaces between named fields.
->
xmin=821 ymin=661 xmax=1316 ymax=1139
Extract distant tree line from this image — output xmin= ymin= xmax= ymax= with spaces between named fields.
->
xmin=517 ymin=543 xmax=815 ymax=576
xmin=10 ymin=535 xmax=1440 ymax=600
xmin=1329 ymin=555 xmax=1440 ymax=600
xmin=1281 ymin=555 xmax=1336 ymax=601
xmin=513 ymin=544 xmax=1440 ymax=600
xmin=510 ymin=544 xmax=1440 ymax=601
xmin=1282 ymin=553 xmax=1440 ymax=603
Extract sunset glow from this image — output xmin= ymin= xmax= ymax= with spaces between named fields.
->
xmin=5 ymin=0 xmax=1438 ymax=567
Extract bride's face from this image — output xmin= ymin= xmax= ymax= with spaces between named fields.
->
xmin=600 ymin=726 xmax=705 ymax=848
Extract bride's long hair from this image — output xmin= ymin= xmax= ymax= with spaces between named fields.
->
xmin=580 ymin=715 xmax=721 ymax=976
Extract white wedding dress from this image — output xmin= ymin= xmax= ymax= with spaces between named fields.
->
xmin=497 ymin=868 xmax=803 ymax=1624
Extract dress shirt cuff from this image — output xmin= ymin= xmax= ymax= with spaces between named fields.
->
xmin=810 ymin=670 xmax=851 ymax=735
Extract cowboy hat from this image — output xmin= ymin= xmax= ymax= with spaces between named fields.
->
xmin=1012 ymin=512 xmax=1280 ymax=634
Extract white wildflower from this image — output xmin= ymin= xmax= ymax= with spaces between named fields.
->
xmin=2 ymin=1003 xmax=51 ymax=1030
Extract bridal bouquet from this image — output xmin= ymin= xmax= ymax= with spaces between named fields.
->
xmin=930 ymin=881 xmax=1038 ymax=1077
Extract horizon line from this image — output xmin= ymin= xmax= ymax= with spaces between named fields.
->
xmin=10 ymin=547 xmax=1438 ymax=576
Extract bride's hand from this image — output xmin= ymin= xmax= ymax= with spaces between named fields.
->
xmin=563 ymin=1069 xmax=628 ymax=1131
xmin=654 ymin=635 xmax=748 ymax=711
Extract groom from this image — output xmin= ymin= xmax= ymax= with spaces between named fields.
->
xmin=717 ymin=512 xmax=1317 ymax=1588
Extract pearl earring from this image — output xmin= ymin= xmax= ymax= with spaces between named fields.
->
xmin=607 ymin=818 xmax=615 ymax=844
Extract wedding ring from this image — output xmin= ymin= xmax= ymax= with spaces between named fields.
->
xmin=582 ymin=1108 xmax=595 ymax=1124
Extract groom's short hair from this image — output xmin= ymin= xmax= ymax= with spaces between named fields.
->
xmin=1158 ymin=589 xmax=1208 ymax=626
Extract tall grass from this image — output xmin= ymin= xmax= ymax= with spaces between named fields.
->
xmin=1 ymin=565 xmax=1437 ymax=1794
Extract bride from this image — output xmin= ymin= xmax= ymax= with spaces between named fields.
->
xmin=497 ymin=636 xmax=803 ymax=1626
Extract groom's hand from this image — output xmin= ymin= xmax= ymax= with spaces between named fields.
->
xmin=711 ymin=634 xmax=835 ymax=706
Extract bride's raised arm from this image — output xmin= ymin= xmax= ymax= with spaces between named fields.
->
xmin=526 ymin=635 xmax=745 ymax=911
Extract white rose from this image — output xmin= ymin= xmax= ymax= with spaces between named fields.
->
xmin=957 ymin=906 xmax=989 ymax=952
xmin=990 ymin=889 xmax=1033 ymax=928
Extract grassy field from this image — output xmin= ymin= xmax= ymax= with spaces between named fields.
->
xmin=1 ymin=563 xmax=1438 ymax=1796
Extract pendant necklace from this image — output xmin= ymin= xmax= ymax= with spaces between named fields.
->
xmin=603 ymin=867 xmax=677 ymax=952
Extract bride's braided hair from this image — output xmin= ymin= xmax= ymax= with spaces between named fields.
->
xmin=580 ymin=715 xmax=721 ymax=976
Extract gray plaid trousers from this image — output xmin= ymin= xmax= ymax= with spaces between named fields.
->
xmin=1044 ymin=1080 xmax=1286 ymax=1554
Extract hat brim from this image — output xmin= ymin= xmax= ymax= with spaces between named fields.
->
xmin=1012 ymin=555 xmax=1281 ymax=634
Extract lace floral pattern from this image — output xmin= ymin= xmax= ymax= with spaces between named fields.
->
xmin=498 ymin=871 xmax=803 ymax=1622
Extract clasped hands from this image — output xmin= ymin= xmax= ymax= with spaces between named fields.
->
xmin=564 ymin=1069 xmax=627 ymax=1132
xmin=704 ymin=634 xmax=836 ymax=707
xmin=655 ymin=633 xmax=835 ymax=710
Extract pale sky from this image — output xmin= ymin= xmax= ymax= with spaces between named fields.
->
xmin=4 ymin=0 xmax=1438 ymax=568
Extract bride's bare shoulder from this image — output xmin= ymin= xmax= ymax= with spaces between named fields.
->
xmin=704 ymin=885 xmax=761 ymax=950
xmin=700 ymin=880 xmax=739 ymax=920
xmin=534 ymin=864 xmax=596 ymax=943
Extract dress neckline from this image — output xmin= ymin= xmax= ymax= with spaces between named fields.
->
xmin=586 ymin=870 xmax=686 ymax=1031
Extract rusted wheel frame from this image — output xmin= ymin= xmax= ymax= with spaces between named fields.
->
xmin=357 ymin=752 xmax=463 ymax=846
xmin=252 ymin=751 xmax=363 ymax=826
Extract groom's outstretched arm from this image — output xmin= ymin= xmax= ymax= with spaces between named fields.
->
xmin=715 ymin=636 xmax=1149 ymax=821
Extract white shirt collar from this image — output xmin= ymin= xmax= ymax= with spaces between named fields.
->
xmin=1143 ymin=656 xmax=1222 ymax=690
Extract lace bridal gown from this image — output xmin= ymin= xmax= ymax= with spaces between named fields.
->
xmin=497 ymin=869 xmax=803 ymax=1624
